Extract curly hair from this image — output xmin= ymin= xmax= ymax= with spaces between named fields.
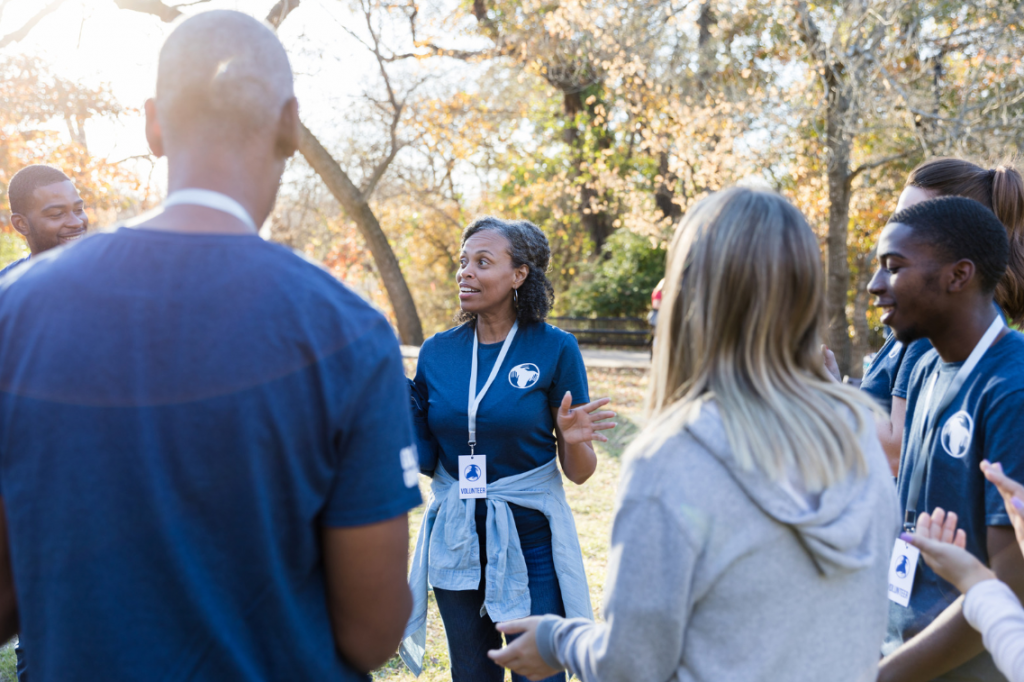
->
xmin=456 ymin=216 xmax=555 ymax=327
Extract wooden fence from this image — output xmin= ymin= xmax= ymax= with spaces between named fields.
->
xmin=548 ymin=316 xmax=652 ymax=347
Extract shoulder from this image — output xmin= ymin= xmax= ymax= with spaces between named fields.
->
xmin=417 ymin=323 xmax=471 ymax=361
xmin=523 ymin=321 xmax=582 ymax=356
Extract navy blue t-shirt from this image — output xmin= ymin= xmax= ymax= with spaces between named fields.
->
xmin=885 ymin=331 xmax=1024 ymax=668
xmin=0 ymin=255 xmax=29 ymax=279
xmin=860 ymin=331 xmax=904 ymax=413
xmin=0 ymin=228 xmax=422 ymax=681
xmin=412 ymin=322 xmax=589 ymax=539
xmin=860 ymin=332 xmax=933 ymax=414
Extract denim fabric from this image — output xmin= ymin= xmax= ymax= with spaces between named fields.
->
xmin=16 ymin=642 xmax=25 ymax=681
xmin=434 ymin=505 xmax=566 ymax=682
xmin=400 ymin=459 xmax=592 ymax=676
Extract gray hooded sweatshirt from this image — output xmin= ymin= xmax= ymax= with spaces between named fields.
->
xmin=536 ymin=401 xmax=900 ymax=682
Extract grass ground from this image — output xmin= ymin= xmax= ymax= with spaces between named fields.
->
xmin=379 ymin=365 xmax=649 ymax=681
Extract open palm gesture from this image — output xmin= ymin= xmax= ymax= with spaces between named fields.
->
xmin=556 ymin=391 xmax=616 ymax=445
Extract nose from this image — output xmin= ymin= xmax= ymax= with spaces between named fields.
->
xmin=867 ymin=268 xmax=887 ymax=297
xmin=66 ymin=211 xmax=85 ymax=229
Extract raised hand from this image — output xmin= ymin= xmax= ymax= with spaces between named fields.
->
xmin=821 ymin=344 xmax=841 ymax=383
xmin=556 ymin=392 xmax=616 ymax=446
xmin=901 ymin=507 xmax=995 ymax=594
xmin=981 ymin=460 xmax=1024 ymax=550
xmin=488 ymin=617 xmax=562 ymax=681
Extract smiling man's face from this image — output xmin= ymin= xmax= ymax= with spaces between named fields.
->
xmin=868 ymin=221 xmax=948 ymax=344
xmin=11 ymin=180 xmax=89 ymax=255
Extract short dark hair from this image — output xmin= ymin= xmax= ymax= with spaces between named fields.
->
xmin=889 ymin=196 xmax=1010 ymax=294
xmin=8 ymin=165 xmax=71 ymax=215
xmin=457 ymin=217 xmax=555 ymax=326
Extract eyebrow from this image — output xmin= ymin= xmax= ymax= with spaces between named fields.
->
xmin=878 ymin=251 xmax=906 ymax=262
xmin=462 ymin=249 xmax=495 ymax=256
xmin=40 ymin=200 xmax=83 ymax=212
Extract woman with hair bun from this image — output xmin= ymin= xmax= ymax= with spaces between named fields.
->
xmin=861 ymin=158 xmax=1024 ymax=472
xmin=400 ymin=217 xmax=616 ymax=682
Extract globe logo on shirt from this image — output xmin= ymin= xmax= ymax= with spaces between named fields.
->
xmin=940 ymin=411 xmax=974 ymax=459
xmin=464 ymin=464 xmax=482 ymax=482
xmin=509 ymin=363 xmax=541 ymax=389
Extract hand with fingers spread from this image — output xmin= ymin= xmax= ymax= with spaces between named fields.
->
xmin=901 ymin=507 xmax=996 ymax=594
xmin=556 ymin=392 xmax=617 ymax=446
xmin=982 ymin=460 xmax=1024 ymax=550
xmin=487 ymin=617 xmax=562 ymax=681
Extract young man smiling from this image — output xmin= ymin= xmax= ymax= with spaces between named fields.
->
xmin=2 ymin=165 xmax=88 ymax=276
xmin=874 ymin=197 xmax=1024 ymax=682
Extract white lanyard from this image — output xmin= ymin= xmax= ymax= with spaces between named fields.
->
xmin=904 ymin=314 xmax=1005 ymax=530
xmin=163 ymin=189 xmax=258 ymax=233
xmin=468 ymin=320 xmax=518 ymax=456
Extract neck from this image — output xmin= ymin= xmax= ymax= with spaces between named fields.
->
xmin=930 ymin=301 xmax=1000 ymax=363
xmin=475 ymin=305 xmax=517 ymax=344
xmin=160 ymin=146 xmax=275 ymax=232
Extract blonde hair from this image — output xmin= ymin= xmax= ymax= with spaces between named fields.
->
xmin=639 ymin=188 xmax=878 ymax=491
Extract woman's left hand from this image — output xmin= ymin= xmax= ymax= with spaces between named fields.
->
xmin=488 ymin=617 xmax=563 ymax=681
xmin=556 ymin=392 xmax=616 ymax=445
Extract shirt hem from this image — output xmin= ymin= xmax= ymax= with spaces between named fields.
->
xmin=322 ymin=493 xmax=422 ymax=528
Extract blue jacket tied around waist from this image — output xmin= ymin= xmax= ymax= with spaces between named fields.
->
xmin=400 ymin=459 xmax=593 ymax=675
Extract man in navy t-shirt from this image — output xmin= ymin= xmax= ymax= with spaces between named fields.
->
xmin=872 ymin=197 xmax=1024 ymax=682
xmin=0 ymin=165 xmax=89 ymax=278
xmin=0 ymin=11 xmax=420 ymax=682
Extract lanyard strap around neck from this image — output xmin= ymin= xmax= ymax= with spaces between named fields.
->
xmin=468 ymin=320 xmax=519 ymax=455
xmin=163 ymin=189 xmax=258 ymax=233
xmin=904 ymin=314 xmax=1005 ymax=529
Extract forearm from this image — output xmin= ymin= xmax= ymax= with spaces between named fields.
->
xmin=561 ymin=441 xmax=597 ymax=484
xmin=965 ymin=580 xmax=1024 ymax=682
xmin=879 ymin=596 xmax=984 ymax=682
xmin=875 ymin=416 xmax=901 ymax=476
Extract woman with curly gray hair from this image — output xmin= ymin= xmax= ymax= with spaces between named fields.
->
xmin=401 ymin=217 xmax=616 ymax=682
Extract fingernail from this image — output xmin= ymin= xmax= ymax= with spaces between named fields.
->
xmin=899 ymin=532 xmax=914 ymax=543
xmin=1013 ymin=497 xmax=1024 ymax=511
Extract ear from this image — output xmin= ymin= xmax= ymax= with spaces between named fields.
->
xmin=275 ymin=97 xmax=300 ymax=159
xmin=10 ymin=214 xmax=29 ymax=238
xmin=144 ymin=99 xmax=165 ymax=158
xmin=947 ymin=259 xmax=977 ymax=294
xmin=513 ymin=264 xmax=529 ymax=289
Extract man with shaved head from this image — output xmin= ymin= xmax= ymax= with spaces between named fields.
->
xmin=1 ymin=165 xmax=89 ymax=277
xmin=0 ymin=10 xmax=419 ymax=682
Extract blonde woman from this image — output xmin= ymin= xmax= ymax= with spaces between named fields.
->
xmin=488 ymin=188 xmax=900 ymax=681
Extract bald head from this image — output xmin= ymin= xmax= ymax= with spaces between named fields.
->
xmin=156 ymin=10 xmax=294 ymax=143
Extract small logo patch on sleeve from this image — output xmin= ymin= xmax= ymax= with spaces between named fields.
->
xmin=400 ymin=445 xmax=419 ymax=488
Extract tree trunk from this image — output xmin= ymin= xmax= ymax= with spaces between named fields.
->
xmin=825 ymin=78 xmax=853 ymax=377
xmin=562 ymin=91 xmax=613 ymax=255
xmin=849 ymin=248 xmax=874 ymax=379
xmin=298 ymin=122 xmax=424 ymax=346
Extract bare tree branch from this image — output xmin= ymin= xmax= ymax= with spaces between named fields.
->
xmin=847 ymin=148 xmax=920 ymax=185
xmin=266 ymin=0 xmax=301 ymax=29
xmin=0 ymin=0 xmax=68 ymax=49
xmin=112 ymin=0 xmax=185 ymax=22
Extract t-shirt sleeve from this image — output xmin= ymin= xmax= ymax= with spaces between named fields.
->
xmin=323 ymin=322 xmax=422 ymax=527
xmin=411 ymin=355 xmax=439 ymax=476
xmin=893 ymin=339 xmax=933 ymax=399
xmin=984 ymin=389 xmax=1024 ymax=527
xmin=548 ymin=333 xmax=590 ymax=406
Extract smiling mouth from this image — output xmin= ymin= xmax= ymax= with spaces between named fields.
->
xmin=459 ymin=287 xmax=480 ymax=294
xmin=59 ymin=231 xmax=86 ymax=243
xmin=878 ymin=303 xmax=896 ymax=322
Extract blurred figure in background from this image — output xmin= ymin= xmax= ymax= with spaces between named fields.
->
xmin=1 ymin=165 xmax=88 ymax=277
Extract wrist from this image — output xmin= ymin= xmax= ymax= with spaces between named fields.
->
xmin=957 ymin=565 xmax=997 ymax=594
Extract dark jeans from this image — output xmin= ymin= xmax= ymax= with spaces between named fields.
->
xmin=434 ymin=503 xmax=567 ymax=682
